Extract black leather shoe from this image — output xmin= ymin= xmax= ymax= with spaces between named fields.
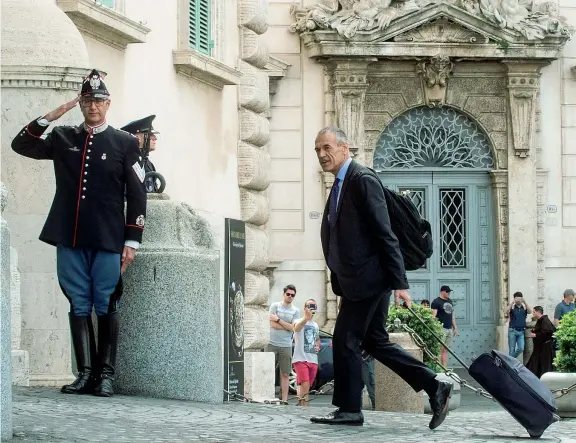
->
xmin=310 ymin=409 xmax=364 ymax=426
xmin=93 ymin=312 xmax=119 ymax=398
xmin=61 ymin=314 xmax=97 ymax=395
xmin=428 ymin=381 xmax=453 ymax=430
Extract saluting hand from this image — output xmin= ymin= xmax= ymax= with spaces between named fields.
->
xmin=121 ymin=246 xmax=136 ymax=273
xmin=43 ymin=95 xmax=81 ymax=122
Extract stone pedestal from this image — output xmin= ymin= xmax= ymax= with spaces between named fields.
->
xmin=374 ymin=333 xmax=424 ymax=413
xmin=541 ymin=372 xmax=576 ymax=418
xmin=1 ymin=182 xmax=14 ymax=440
xmin=115 ymin=196 xmax=222 ymax=403
xmin=244 ymin=351 xmax=275 ymax=402
xmin=523 ymin=319 xmax=537 ymax=364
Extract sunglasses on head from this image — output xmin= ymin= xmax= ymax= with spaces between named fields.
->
xmin=285 ymin=292 xmax=296 ymax=298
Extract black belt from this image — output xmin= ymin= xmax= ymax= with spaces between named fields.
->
xmin=510 ymin=327 xmax=525 ymax=331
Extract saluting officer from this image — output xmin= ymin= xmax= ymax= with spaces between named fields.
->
xmin=11 ymin=69 xmax=147 ymax=398
xmin=121 ymin=115 xmax=160 ymax=193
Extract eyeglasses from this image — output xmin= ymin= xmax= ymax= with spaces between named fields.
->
xmin=285 ymin=292 xmax=296 ymax=298
xmin=80 ymin=99 xmax=108 ymax=108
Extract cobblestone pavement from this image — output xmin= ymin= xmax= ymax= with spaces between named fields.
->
xmin=7 ymin=387 xmax=576 ymax=442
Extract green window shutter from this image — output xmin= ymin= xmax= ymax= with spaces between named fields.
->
xmin=189 ymin=0 xmax=212 ymax=56
xmin=100 ymin=0 xmax=115 ymax=8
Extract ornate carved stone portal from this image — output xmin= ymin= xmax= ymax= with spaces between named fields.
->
xmin=289 ymin=1 xmax=573 ymax=346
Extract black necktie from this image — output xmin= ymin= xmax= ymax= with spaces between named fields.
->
xmin=328 ymin=178 xmax=341 ymax=226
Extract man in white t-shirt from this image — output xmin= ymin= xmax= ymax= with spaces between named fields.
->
xmin=293 ymin=299 xmax=320 ymax=407
xmin=268 ymin=285 xmax=301 ymax=404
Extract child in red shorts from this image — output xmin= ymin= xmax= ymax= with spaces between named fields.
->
xmin=292 ymin=299 xmax=320 ymax=407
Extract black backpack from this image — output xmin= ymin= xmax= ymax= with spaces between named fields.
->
xmin=364 ymin=168 xmax=433 ymax=270
xmin=382 ymin=186 xmax=433 ymax=270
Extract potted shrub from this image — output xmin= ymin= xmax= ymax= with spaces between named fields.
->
xmin=542 ymin=310 xmax=576 ymax=418
xmin=387 ymin=303 xmax=461 ymax=412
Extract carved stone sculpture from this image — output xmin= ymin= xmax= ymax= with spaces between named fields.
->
xmin=416 ymin=55 xmax=454 ymax=107
xmin=289 ymin=0 xmax=575 ymax=40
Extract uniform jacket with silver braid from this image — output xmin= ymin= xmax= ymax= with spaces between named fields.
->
xmin=11 ymin=118 xmax=147 ymax=254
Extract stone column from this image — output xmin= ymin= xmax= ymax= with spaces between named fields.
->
xmin=1 ymin=182 xmax=13 ymax=440
xmin=491 ymin=170 xmax=509 ymax=352
xmin=1 ymin=0 xmax=89 ymax=386
xmin=327 ymin=58 xmax=376 ymax=158
xmin=238 ymin=0 xmax=275 ymax=400
xmin=503 ymin=61 xmax=547 ymax=309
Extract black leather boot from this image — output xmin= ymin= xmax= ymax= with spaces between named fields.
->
xmin=93 ymin=311 xmax=119 ymax=397
xmin=61 ymin=314 xmax=98 ymax=394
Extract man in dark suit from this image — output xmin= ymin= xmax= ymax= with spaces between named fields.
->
xmin=310 ymin=126 xmax=452 ymax=429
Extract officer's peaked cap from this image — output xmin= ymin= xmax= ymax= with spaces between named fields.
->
xmin=81 ymin=69 xmax=110 ymax=99
xmin=120 ymin=115 xmax=158 ymax=134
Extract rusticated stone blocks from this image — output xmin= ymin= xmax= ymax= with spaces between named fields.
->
xmin=241 ymin=28 xmax=269 ymax=69
xmin=245 ymin=224 xmax=269 ymax=272
xmin=240 ymin=109 xmax=270 ymax=147
xmin=244 ymin=306 xmax=270 ymax=350
xmin=238 ymin=142 xmax=271 ymax=191
xmin=239 ymin=61 xmax=270 ymax=114
xmin=240 ymin=189 xmax=269 ymax=226
xmin=244 ymin=270 xmax=270 ymax=305
xmin=239 ymin=0 xmax=268 ymax=35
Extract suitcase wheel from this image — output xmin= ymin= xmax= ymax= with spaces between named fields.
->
xmin=528 ymin=431 xmax=542 ymax=439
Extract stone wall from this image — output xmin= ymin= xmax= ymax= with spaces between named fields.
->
xmin=237 ymin=0 xmax=272 ymax=350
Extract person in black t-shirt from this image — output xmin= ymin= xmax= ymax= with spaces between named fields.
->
xmin=431 ymin=286 xmax=459 ymax=367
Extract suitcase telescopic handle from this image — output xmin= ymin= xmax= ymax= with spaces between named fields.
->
xmin=405 ymin=306 xmax=470 ymax=371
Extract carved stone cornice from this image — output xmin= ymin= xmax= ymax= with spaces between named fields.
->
xmin=326 ymin=58 xmax=376 ymax=155
xmin=503 ymin=61 xmax=548 ymax=159
xmin=0 ymin=66 xmax=88 ymax=90
xmin=416 ymin=55 xmax=454 ymax=107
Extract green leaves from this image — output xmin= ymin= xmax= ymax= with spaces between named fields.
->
xmin=553 ymin=310 xmax=576 ymax=373
xmin=387 ymin=304 xmax=444 ymax=372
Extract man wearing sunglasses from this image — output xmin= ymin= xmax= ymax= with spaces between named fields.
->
xmin=268 ymin=284 xmax=301 ymax=404
xmin=11 ymin=69 xmax=147 ymax=398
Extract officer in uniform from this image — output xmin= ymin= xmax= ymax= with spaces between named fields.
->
xmin=11 ymin=69 xmax=147 ymax=398
xmin=121 ymin=115 xmax=160 ymax=193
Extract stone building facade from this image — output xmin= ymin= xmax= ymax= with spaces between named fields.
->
xmin=1 ymin=0 xmax=283 ymax=389
xmin=264 ymin=0 xmax=576 ymax=364
xmin=1 ymin=0 xmax=576 ymax=389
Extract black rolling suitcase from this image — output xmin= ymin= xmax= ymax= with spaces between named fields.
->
xmin=406 ymin=307 xmax=560 ymax=439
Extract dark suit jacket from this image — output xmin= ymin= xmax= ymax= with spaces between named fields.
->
xmin=321 ymin=160 xmax=408 ymax=301
xmin=11 ymin=118 xmax=147 ymax=254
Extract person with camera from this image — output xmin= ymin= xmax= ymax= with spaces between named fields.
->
xmin=504 ymin=291 xmax=532 ymax=359
xmin=293 ymin=299 xmax=321 ymax=407
xmin=10 ymin=69 xmax=147 ymax=397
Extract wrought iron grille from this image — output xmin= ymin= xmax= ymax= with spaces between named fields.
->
xmin=373 ymin=107 xmax=494 ymax=170
xmin=440 ymin=188 xmax=466 ymax=268
xmin=399 ymin=187 xmax=426 ymax=218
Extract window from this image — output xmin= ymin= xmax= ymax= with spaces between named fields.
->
xmin=100 ymin=0 xmax=115 ymax=7
xmin=189 ymin=0 xmax=212 ymax=55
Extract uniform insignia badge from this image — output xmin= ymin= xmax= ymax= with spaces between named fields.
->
xmin=101 ymin=153 xmax=107 ymax=160
xmin=69 ymin=146 xmax=80 ymax=152
xmin=135 ymin=215 xmax=145 ymax=227
xmin=89 ymin=75 xmax=101 ymax=90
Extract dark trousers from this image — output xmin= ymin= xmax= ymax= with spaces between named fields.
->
xmin=56 ymin=244 xmax=121 ymax=316
xmin=332 ymin=290 xmax=437 ymax=411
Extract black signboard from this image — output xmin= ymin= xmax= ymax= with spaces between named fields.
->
xmin=223 ymin=218 xmax=246 ymax=401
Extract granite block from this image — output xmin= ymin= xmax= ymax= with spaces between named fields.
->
xmin=244 ymin=351 xmax=275 ymax=402
xmin=1 ymin=181 xmax=14 ymax=440
xmin=115 ymin=198 xmax=222 ymax=404
xmin=374 ymin=333 xmax=424 ymax=414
